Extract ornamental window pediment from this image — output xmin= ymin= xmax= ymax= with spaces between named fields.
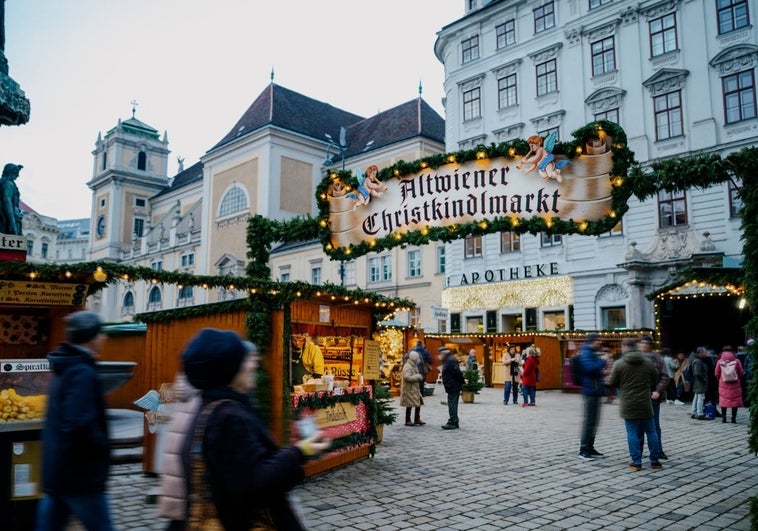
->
xmin=492 ymin=59 xmax=522 ymax=78
xmin=528 ymin=42 xmax=562 ymax=63
xmin=581 ymin=19 xmax=620 ymax=42
xmin=639 ymin=0 xmax=680 ymax=20
xmin=709 ymin=44 xmax=758 ymax=75
xmin=642 ymin=68 xmax=689 ymax=96
xmin=457 ymin=73 xmax=486 ymax=91
xmin=530 ymin=110 xmax=566 ymax=132
xmin=585 ymin=87 xmax=626 ymax=113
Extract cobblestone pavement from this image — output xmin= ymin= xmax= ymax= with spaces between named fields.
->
xmin=75 ymin=387 xmax=758 ymax=529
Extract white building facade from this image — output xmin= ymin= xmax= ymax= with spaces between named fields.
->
xmin=434 ymin=0 xmax=752 ymax=337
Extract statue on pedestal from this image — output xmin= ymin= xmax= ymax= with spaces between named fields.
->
xmin=0 ymin=162 xmax=22 ymax=234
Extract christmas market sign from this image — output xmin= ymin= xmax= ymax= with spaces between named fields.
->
xmin=0 ymin=281 xmax=87 ymax=306
xmin=317 ymin=121 xmax=635 ymax=260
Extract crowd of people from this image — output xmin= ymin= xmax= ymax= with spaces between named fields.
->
xmin=576 ymin=333 xmax=750 ymax=471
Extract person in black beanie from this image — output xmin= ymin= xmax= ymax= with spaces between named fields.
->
xmin=181 ymin=328 xmax=331 ymax=530
xmin=36 ymin=311 xmax=115 ymax=531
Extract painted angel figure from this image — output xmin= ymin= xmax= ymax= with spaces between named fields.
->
xmin=348 ymin=164 xmax=387 ymax=209
xmin=516 ymin=131 xmax=570 ymax=183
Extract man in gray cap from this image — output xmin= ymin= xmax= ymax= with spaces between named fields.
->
xmin=36 ymin=310 xmax=115 ymax=531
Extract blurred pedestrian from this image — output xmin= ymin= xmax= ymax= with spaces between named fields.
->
xmin=36 ymin=311 xmax=114 ymax=531
xmin=690 ymin=347 xmax=711 ymax=420
xmin=181 ymin=328 xmax=331 ymax=530
xmin=640 ymin=335 xmax=669 ymax=459
xmin=578 ymin=333 xmax=606 ymax=459
xmin=401 ymin=350 xmax=425 ymax=426
xmin=413 ymin=340 xmax=432 ymax=398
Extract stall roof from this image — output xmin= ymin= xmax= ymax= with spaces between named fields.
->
xmin=647 ymin=266 xmax=743 ymax=300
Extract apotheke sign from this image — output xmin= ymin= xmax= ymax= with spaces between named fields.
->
xmin=449 ymin=262 xmax=559 ymax=287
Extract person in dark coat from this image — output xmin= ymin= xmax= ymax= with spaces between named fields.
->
xmin=181 ymin=329 xmax=331 ymax=530
xmin=439 ymin=346 xmax=464 ymax=430
xmin=578 ymin=333 xmax=607 ymax=459
xmin=36 ymin=311 xmax=114 ymax=531
xmin=413 ymin=341 xmax=432 ymax=397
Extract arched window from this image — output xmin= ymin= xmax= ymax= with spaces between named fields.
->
xmin=177 ymin=285 xmax=194 ymax=307
xmin=147 ymin=286 xmax=162 ymax=311
xmin=137 ymin=151 xmax=147 ymax=171
xmin=218 ymin=185 xmax=249 ymax=217
xmin=122 ymin=291 xmax=135 ymax=315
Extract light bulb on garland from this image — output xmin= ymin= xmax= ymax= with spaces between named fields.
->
xmin=93 ymin=267 xmax=107 ymax=282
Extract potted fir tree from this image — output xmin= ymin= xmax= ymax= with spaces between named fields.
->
xmin=461 ymin=368 xmax=485 ymax=403
xmin=373 ymin=384 xmax=398 ymax=443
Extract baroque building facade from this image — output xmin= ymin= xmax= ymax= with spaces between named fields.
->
xmin=434 ymin=0 xmax=752 ymax=342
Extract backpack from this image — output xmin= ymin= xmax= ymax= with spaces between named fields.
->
xmin=720 ymin=360 xmax=738 ymax=383
xmin=570 ymin=355 xmax=583 ymax=386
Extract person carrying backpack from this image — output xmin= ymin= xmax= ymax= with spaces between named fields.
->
xmin=578 ymin=333 xmax=607 ymax=459
xmin=715 ymin=347 xmax=745 ymax=423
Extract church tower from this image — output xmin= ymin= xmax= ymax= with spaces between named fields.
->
xmin=87 ymin=106 xmax=170 ymax=262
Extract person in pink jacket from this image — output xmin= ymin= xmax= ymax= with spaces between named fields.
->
xmin=715 ymin=347 xmax=745 ymax=424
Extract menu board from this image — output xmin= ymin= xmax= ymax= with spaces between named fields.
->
xmin=363 ymin=339 xmax=381 ymax=380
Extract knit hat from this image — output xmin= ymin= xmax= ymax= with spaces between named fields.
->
xmin=182 ymin=329 xmax=256 ymax=390
xmin=65 ymin=311 xmax=103 ymax=344
xmin=641 ymin=335 xmax=653 ymax=343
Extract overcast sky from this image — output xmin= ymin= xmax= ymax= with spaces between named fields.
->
xmin=0 ymin=0 xmax=461 ymax=220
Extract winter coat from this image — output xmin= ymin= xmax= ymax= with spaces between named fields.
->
xmin=647 ymin=351 xmax=670 ymax=402
xmin=716 ymin=351 xmax=744 ymax=408
xmin=400 ymin=359 xmax=423 ymax=408
xmin=41 ymin=343 xmax=110 ymax=496
xmin=578 ymin=342 xmax=606 ymax=396
xmin=442 ymin=353 xmax=465 ymax=394
xmin=690 ymin=353 xmax=709 ymax=394
xmin=183 ymin=388 xmax=306 ymax=531
xmin=521 ymin=355 xmax=539 ymax=387
xmin=608 ymin=349 xmax=658 ymax=420
xmin=156 ymin=374 xmax=201 ymax=521
xmin=502 ymin=351 xmax=521 ymax=383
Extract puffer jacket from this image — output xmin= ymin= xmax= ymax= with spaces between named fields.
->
xmin=716 ymin=351 xmax=745 ymax=408
xmin=156 ymin=373 xmax=201 ymax=521
xmin=400 ymin=359 xmax=423 ymax=408
xmin=608 ymin=349 xmax=658 ymax=419
xmin=578 ymin=343 xmax=606 ymax=396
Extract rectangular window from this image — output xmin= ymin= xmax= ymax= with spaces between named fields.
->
xmin=534 ymin=2 xmax=556 ymax=33
xmin=135 ymin=197 xmax=147 ymax=208
xmin=649 ymin=13 xmax=677 ymax=57
xmin=590 ymin=0 xmax=612 ymax=8
xmin=409 ymin=307 xmax=422 ymax=328
xmin=463 ymin=87 xmax=481 ymax=121
xmin=594 ymin=108 xmax=620 ymax=124
xmin=543 ymin=310 xmax=566 ymax=330
xmin=180 ymin=253 xmax=195 ymax=268
xmin=151 ymin=260 xmax=163 ymax=271
xmin=368 ymin=257 xmax=380 ymax=282
xmin=536 ymin=59 xmax=558 ymax=96
xmin=437 ymin=246 xmax=446 ymax=274
xmin=466 ymin=316 xmax=484 ymax=333
xmin=99 ymin=197 xmax=106 ymax=208
xmin=729 ymin=175 xmax=743 ymax=217
xmin=496 ymin=19 xmax=516 ymax=48
xmin=280 ymin=271 xmax=290 ymax=282
xmin=27 ymin=240 xmax=33 ymax=255
xmin=718 ymin=0 xmax=750 ymax=34
xmin=498 ymin=74 xmax=518 ymax=109
xmin=342 ymin=261 xmax=356 ymax=286
xmin=598 ymin=221 xmax=623 ymax=237
xmin=41 ymin=242 xmax=48 ymax=259
xmin=380 ymin=255 xmax=392 ymax=281
xmin=408 ymin=250 xmax=422 ymax=278
xmin=591 ymin=37 xmax=616 ymax=76
xmin=461 ymin=35 xmax=479 ymax=63
xmin=602 ymin=306 xmax=627 ymax=329
xmin=133 ymin=218 xmax=145 ymax=238
xmin=500 ymin=232 xmax=521 ymax=253
xmin=464 ymin=236 xmax=483 ymax=258
xmin=541 ymin=233 xmax=562 ymax=247
xmin=654 ymin=91 xmax=683 ymax=140
xmin=723 ymin=70 xmax=757 ymax=124
xmin=658 ymin=189 xmax=687 ymax=227
xmin=311 ymin=266 xmax=322 ymax=285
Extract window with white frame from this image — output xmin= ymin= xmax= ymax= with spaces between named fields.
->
xmin=649 ymin=13 xmax=677 ymax=57
xmin=180 ymin=253 xmax=195 ymax=268
xmin=368 ymin=255 xmax=392 ymax=282
xmin=279 ymin=266 xmax=290 ymax=282
xmin=717 ymin=0 xmax=750 ymax=34
xmin=498 ymin=74 xmax=518 ymax=109
xmin=464 ymin=236 xmax=482 ymax=258
xmin=41 ymin=242 xmax=49 ymax=259
xmin=409 ymin=307 xmax=422 ymax=328
xmin=536 ymin=59 xmax=557 ymax=96
xmin=723 ymin=70 xmax=756 ymax=124
xmin=437 ymin=246 xmax=446 ymax=274
xmin=654 ymin=91 xmax=682 ymax=140
xmin=729 ymin=175 xmax=743 ymax=217
xmin=147 ymin=286 xmax=162 ymax=311
xmin=543 ymin=310 xmax=566 ymax=330
xmin=463 ymin=87 xmax=481 ymax=121
xmin=177 ymin=285 xmax=194 ymax=306
xmin=408 ymin=249 xmax=422 ymax=278
xmin=496 ymin=19 xmax=516 ymax=48
xmin=133 ymin=218 xmax=145 ymax=238
xmin=218 ymin=185 xmax=249 ymax=217
xmin=601 ymin=306 xmax=626 ymax=329
xmin=594 ymin=108 xmax=619 ymax=124
xmin=311 ymin=264 xmax=322 ymax=285
xmin=591 ymin=36 xmax=615 ymax=76
xmin=590 ymin=0 xmax=613 ymax=8
xmin=534 ymin=2 xmax=555 ymax=33
xmin=122 ymin=291 xmax=135 ymax=314
xmin=658 ymin=189 xmax=687 ymax=227
xmin=541 ymin=233 xmax=562 ymax=247
xmin=466 ymin=316 xmax=484 ymax=333
xmin=381 ymin=255 xmax=392 ymax=281
xmin=598 ymin=220 xmax=623 ymax=237
xmin=342 ymin=261 xmax=356 ymax=286
xmin=461 ymin=35 xmax=479 ymax=63
xmin=135 ymin=197 xmax=147 ymax=208
xmin=500 ymin=232 xmax=520 ymax=253
xmin=151 ymin=260 xmax=163 ymax=271
xmin=26 ymin=240 xmax=33 ymax=255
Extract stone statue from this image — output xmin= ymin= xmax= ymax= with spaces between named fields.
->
xmin=0 ymin=162 xmax=23 ymax=235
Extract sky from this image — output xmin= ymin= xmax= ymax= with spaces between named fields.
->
xmin=0 ymin=0 xmax=462 ymax=220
